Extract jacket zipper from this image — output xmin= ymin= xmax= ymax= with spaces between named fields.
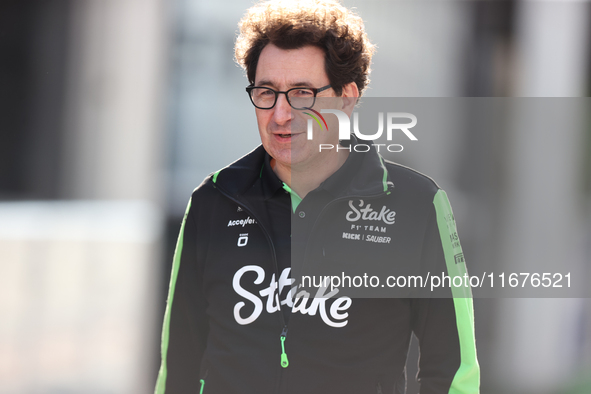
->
xmin=213 ymin=186 xmax=289 ymax=393
xmin=280 ymin=326 xmax=289 ymax=367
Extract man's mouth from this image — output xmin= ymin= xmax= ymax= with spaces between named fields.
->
xmin=273 ymin=130 xmax=304 ymax=141
xmin=274 ymin=132 xmax=299 ymax=140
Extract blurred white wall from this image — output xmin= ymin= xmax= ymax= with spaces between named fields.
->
xmin=62 ymin=0 xmax=167 ymax=202
xmin=0 ymin=201 xmax=163 ymax=394
xmin=0 ymin=0 xmax=168 ymax=392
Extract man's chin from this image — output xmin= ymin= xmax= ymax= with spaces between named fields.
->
xmin=267 ymin=143 xmax=325 ymax=170
xmin=287 ymin=151 xmax=322 ymax=170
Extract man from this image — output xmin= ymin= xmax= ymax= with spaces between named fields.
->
xmin=155 ymin=1 xmax=479 ymax=393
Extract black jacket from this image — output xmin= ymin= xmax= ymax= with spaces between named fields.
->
xmin=155 ymin=144 xmax=480 ymax=394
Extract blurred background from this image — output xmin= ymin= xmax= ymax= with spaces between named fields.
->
xmin=0 ymin=0 xmax=590 ymax=393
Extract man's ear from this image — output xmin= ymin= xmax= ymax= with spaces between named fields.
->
xmin=340 ymin=81 xmax=359 ymax=116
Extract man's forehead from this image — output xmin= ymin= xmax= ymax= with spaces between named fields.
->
xmin=254 ymin=44 xmax=327 ymax=86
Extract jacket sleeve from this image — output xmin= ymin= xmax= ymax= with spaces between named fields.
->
xmin=411 ymin=190 xmax=480 ymax=394
xmin=155 ymin=197 xmax=209 ymax=394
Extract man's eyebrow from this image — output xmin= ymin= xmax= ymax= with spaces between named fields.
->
xmin=255 ymin=79 xmax=275 ymax=87
xmin=289 ymin=81 xmax=315 ymax=87
xmin=255 ymin=80 xmax=315 ymax=88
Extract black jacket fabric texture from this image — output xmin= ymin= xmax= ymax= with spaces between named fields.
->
xmin=155 ymin=144 xmax=480 ymax=394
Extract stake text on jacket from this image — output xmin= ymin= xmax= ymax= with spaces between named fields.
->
xmin=233 ymin=266 xmax=352 ymax=328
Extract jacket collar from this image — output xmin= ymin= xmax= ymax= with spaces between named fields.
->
xmin=211 ymin=136 xmax=394 ymax=201
xmin=318 ymin=136 xmax=394 ymax=199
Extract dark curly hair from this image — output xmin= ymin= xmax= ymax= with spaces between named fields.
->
xmin=235 ymin=0 xmax=375 ymax=96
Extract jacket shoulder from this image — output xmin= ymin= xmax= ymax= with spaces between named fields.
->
xmin=189 ymin=174 xmax=217 ymax=201
xmin=383 ymin=159 xmax=441 ymax=197
xmin=188 ymin=144 xmax=266 ymax=202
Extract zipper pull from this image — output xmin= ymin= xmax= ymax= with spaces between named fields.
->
xmin=280 ymin=326 xmax=289 ymax=368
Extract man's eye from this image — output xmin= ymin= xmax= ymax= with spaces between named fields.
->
xmin=259 ymin=90 xmax=274 ymax=97
xmin=292 ymin=89 xmax=313 ymax=97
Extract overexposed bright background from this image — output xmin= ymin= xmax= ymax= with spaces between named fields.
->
xmin=0 ymin=1 xmax=590 ymax=393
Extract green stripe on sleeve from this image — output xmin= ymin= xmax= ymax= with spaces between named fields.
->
xmin=154 ymin=198 xmax=192 ymax=394
xmin=433 ymin=190 xmax=480 ymax=394
xmin=378 ymin=156 xmax=389 ymax=193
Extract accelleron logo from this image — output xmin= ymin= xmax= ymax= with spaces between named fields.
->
xmin=228 ymin=216 xmax=257 ymax=227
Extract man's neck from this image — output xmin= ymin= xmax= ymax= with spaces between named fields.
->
xmin=271 ymin=150 xmax=349 ymax=199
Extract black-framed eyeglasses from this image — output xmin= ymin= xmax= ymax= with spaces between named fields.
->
xmin=246 ymin=84 xmax=331 ymax=110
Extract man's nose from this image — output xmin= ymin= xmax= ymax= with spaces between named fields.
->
xmin=272 ymin=93 xmax=293 ymax=125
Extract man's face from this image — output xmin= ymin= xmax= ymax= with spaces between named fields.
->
xmin=253 ymin=44 xmax=340 ymax=171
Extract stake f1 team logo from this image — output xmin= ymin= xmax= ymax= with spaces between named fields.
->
xmin=306 ymin=109 xmax=418 ymax=153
